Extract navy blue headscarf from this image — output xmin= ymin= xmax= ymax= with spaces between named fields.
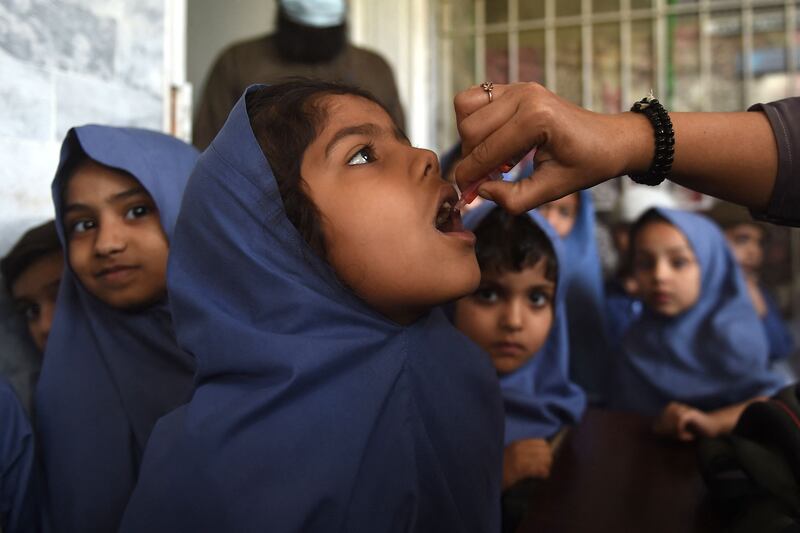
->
xmin=120 ymin=86 xmax=504 ymax=532
xmin=613 ymin=208 xmax=787 ymax=414
xmin=36 ymin=126 xmax=198 ymax=532
xmin=547 ymin=189 xmax=611 ymax=403
xmin=463 ymin=203 xmax=586 ymax=445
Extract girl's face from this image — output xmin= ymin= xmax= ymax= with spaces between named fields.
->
xmin=537 ymin=193 xmax=579 ymax=238
xmin=63 ymin=161 xmax=169 ymax=309
xmin=723 ymin=223 xmax=764 ymax=275
xmin=453 ymin=260 xmax=555 ymax=375
xmin=11 ymin=251 xmax=63 ymax=352
xmin=632 ymin=221 xmax=701 ymax=317
xmin=301 ymin=95 xmax=480 ymax=324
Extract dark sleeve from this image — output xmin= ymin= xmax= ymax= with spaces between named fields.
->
xmin=748 ymin=97 xmax=800 ymax=226
xmin=192 ymin=47 xmax=243 ymax=151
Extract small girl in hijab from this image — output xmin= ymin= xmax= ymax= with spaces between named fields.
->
xmin=36 ymin=125 xmax=198 ymax=532
xmin=615 ymin=207 xmax=786 ymax=441
xmin=0 ymin=376 xmax=36 ymax=533
xmin=707 ymin=201 xmax=795 ymax=372
xmin=538 ymin=190 xmax=611 ymax=404
xmin=454 ymin=204 xmax=585 ymax=490
xmin=119 ymin=80 xmax=503 ymax=532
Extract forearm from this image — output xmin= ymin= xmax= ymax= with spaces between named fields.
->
xmin=617 ymin=111 xmax=778 ymax=211
xmin=707 ymin=396 xmax=768 ymax=436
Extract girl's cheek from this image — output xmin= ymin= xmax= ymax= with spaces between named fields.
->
xmin=680 ymin=271 xmax=702 ymax=309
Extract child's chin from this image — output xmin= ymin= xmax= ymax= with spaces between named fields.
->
xmin=451 ymin=258 xmax=481 ymax=298
xmin=493 ymin=356 xmax=530 ymax=376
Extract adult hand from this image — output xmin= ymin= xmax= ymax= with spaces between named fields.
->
xmin=502 ymin=438 xmax=553 ymax=489
xmin=453 ymin=82 xmax=653 ymax=214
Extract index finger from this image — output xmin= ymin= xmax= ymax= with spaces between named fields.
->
xmin=454 ymin=115 xmax=542 ymax=192
xmin=453 ymin=83 xmax=513 ymax=124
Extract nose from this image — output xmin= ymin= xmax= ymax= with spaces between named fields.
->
xmin=652 ymin=257 xmax=670 ymax=283
xmin=415 ymin=148 xmax=440 ymax=182
xmin=94 ymin=218 xmax=126 ymax=256
xmin=499 ymin=300 xmax=524 ymax=332
xmin=540 ymin=208 xmax=559 ymax=229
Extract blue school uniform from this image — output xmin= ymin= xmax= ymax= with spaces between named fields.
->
xmin=613 ymin=208 xmax=786 ymax=415
xmin=546 ymin=190 xmax=611 ymax=404
xmin=0 ymin=377 xmax=35 ymax=533
xmin=603 ymin=278 xmax=644 ymax=357
xmin=761 ymin=286 xmax=794 ymax=362
xmin=119 ymin=86 xmax=504 ymax=532
xmin=36 ymin=126 xmax=198 ymax=532
xmin=464 ymin=204 xmax=587 ymax=444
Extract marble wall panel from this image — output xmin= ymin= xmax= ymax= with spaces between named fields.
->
xmin=0 ymin=137 xmax=60 ymax=255
xmin=116 ymin=0 xmax=164 ymax=96
xmin=55 ymin=72 xmax=162 ymax=140
xmin=0 ymin=49 xmax=52 ymax=140
xmin=0 ymin=0 xmax=117 ymax=78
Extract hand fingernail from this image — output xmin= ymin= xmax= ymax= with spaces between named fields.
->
xmin=477 ymin=185 xmax=494 ymax=201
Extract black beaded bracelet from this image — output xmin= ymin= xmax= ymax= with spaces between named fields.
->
xmin=629 ymin=91 xmax=674 ymax=186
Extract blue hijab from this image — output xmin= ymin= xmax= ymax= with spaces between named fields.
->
xmin=614 ymin=208 xmax=786 ymax=414
xmin=551 ymin=189 xmax=611 ymax=403
xmin=0 ymin=377 xmax=35 ymax=533
xmin=36 ymin=126 xmax=198 ymax=532
xmin=120 ymin=86 xmax=504 ymax=532
xmin=463 ymin=204 xmax=586 ymax=445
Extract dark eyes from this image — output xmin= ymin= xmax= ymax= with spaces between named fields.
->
xmin=125 ymin=205 xmax=151 ymax=220
xmin=529 ymin=291 xmax=550 ymax=307
xmin=70 ymin=219 xmax=96 ymax=234
xmin=634 ymin=255 xmax=692 ymax=270
xmin=473 ymin=288 xmax=499 ymax=303
xmin=66 ymin=204 xmax=152 ymax=236
xmin=20 ymin=303 xmax=40 ymax=322
xmin=671 ymin=257 xmax=689 ymax=269
xmin=472 ymin=288 xmax=551 ymax=308
xmin=347 ymin=146 xmax=376 ymax=166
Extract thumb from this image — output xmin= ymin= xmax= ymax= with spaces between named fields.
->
xmin=477 ymin=164 xmax=573 ymax=215
xmin=677 ymin=414 xmax=699 ymax=441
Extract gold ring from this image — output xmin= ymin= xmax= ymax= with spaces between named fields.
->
xmin=481 ymin=81 xmax=494 ymax=103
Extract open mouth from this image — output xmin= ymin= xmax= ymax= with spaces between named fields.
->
xmin=433 ymin=185 xmax=464 ymax=233
xmin=435 ymin=201 xmax=465 ymax=233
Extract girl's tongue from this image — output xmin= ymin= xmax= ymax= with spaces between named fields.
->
xmin=436 ymin=205 xmax=465 ymax=233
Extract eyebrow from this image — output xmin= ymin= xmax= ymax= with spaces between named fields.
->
xmin=663 ymin=246 xmax=693 ymax=255
xmin=324 ymin=123 xmax=409 ymax=158
xmin=637 ymin=246 xmax=693 ymax=256
xmin=64 ymin=186 xmax=148 ymax=214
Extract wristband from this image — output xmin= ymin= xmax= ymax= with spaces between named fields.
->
xmin=629 ymin=91 xmax=674 ymax=186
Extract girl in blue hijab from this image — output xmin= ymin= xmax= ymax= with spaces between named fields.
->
xmin=120 ymin=81 xmax=503 ymax=532
xmin=454 ymin=203 xmax=586 ymax=489
xmin=36 ymin=125 xmax=198 ymax=532
xmin=615 ymin=207 xmax=786 ymax=440
xmin=538 ymin=190 xmax=611 ymax=404
xmin=0 ymin=376 xmax=35 ymax=533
